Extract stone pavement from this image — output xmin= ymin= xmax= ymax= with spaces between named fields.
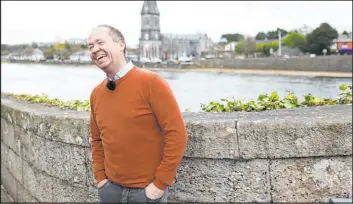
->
xmin=1 ymin=185 xmax=13 ymax=202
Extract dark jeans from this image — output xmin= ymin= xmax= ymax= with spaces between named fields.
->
xmin=98 ymin=179 xmax=168 ymax=203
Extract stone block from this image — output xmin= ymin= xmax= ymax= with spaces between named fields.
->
xmin=19 ymin=129 xmax=32 ymax=162
xmin=237 ymin=105 xmax=352 ymax=159
xmin=71 ymin=145 xmax=87 ymax=185
xmin=22 ymin=160 xmax=53 ymax=202
xmin=168 ymin=158 xmax=270 ymax=202
xmin=30 ymin=135 xmax=87 ymax=185
xmin=29 ymin=114 xmax=90 ymax=147
xmin=51 ymin=178 xmax=98 ymax=202
xmin=271 ymin=156 xmax=352 ymax=202
xmin=16 ymin=181 xmax=38 ymax=202
xmin=30 ymin=134 xmax=52 ymax=173
xmin=1 ymin=105 xmax=15 ymax=124
xmin=85 ymin=147 xmax=96 ymax=187
xmin=1 ymin=118 xmax=15 ymax=150
xmin=183 ymin=112 xmax=238 ymax=159
xmin=13 ymin=108 xmax=32 ymax=131
xmin=13 ymin=125 xmax=22 ymax=155
xmin=6 ymin=148 xmax=23 ymax=184
xmin=1 ymin=164 xmax=17 ymax=202
xmin=1 ymin=142 xmax=9 ymax=165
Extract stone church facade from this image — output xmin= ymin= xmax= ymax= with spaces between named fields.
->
xmin=139 ymin=1 xmax=214 ymax=60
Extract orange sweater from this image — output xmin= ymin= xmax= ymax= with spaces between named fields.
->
xmin=89 ymin=66 xmax=188 ymax=190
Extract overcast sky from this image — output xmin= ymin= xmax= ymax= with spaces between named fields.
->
xmin=1 ymin=1 xmax=352 ymax=46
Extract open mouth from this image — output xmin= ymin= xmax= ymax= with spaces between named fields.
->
xmin=96 ymin=54 xmax=107 ymax=61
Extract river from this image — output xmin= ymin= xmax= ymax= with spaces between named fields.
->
xmin=1 ymin=63 xmax=351 ymax=112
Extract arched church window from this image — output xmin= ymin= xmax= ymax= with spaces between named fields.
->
xmin=145 ymin=33 xmax=149 ymax=40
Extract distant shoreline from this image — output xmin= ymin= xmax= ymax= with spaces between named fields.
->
xmin=145 ymin=67 xmax=352 ymax=78
xmin=2 ymin=61 xmax=352 ymax=78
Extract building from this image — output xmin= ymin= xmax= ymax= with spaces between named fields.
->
xmin=138 ymin=1 xmax=214 ymax=61
xmin=139 ymin=1 xmax=162 ymax=61
xmin=69 ymin=50 xmax=91 ymax=63
xmin=333 ymin=33 xmax=352 ymax=54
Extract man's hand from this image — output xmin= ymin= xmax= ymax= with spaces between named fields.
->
xmin=97 ymin=179 xmax=108 ymax=188
xmin=145 ymin=183 xmax=165 ymax=200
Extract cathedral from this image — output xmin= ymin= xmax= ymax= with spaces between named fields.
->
xmin=138 ymin=1 xmax=214 ymax=61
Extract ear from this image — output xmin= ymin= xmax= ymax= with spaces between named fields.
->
xmin=120 ymin=41 xmax=125 ymax=52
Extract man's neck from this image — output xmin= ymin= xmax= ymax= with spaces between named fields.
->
xmin=108 ymin=58 xmax=127 ymax=79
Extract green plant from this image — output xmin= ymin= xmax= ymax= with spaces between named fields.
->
xmin=8 ymin=84 xmax=352 ymax=113
xmin=201 ymin=84 xmax=351 ymax=112
xmin=336 ymin=84 xmax=352 ymax=104
xmin=9 ymin=93 xmax=90 ymax=111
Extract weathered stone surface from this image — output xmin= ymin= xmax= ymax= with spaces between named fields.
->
xmin=51 ymin=178 xmax=98 ymax=202
xmin=16 ymin=182 xmax=38 ymax=202
xmin=29 ymin=134 xmax=87 ymax=185
xmin=85 ymin=147 xmax=96 ymax=187
xmin=1 ymin=163 xmax=17 ymax=201
xmin=22 ymin=160 xmax=53 ymax=202
xmin=271 ymin=156 xmax=352 ymax=202
xmin=169 ymin=158 xmax=270 ymax=202
xmin=237 ymin=105 xmax=352 ymax=159
xmin=1 ymin=94 xmax=353 ymax=202
xmin=19 ymin=129 xmax=32 ymax=162
xmin=6 ymin=148 xmax=23 ymax=184
xmin=1 ymin=96 xmax=90 ymax=147
xmin=1 ymin=142 xmax=9 ymax=166
xmin=183 ymin=112 xmax=238 ymax=158
xmin=1 ymin=118 xmax=15 ymax=150
xmin=29 ymin=134 xmax=52 ymax=173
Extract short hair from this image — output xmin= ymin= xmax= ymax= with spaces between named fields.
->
xmin=96 ymin=24 xmax=126 ymax=56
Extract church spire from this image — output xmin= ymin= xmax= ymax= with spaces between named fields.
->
xmin=140 ymin=1 xmax=159 ymax=15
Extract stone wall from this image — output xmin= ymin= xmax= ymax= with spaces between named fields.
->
xmin=138 ymin=55 xmax=353 ymax=72
xmin=1 ymin=94 xmax=352 ymax=202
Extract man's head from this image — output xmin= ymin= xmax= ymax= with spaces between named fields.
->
xmin=88 ymin=25 xmax=126 ymax=74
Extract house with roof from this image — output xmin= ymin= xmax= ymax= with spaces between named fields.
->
xmin=8 ymin=48 xmax=46 ymax=61
xmin=69 ymin=50 xmax=91 ymax=63
xmin=333 ymin=33 xmax=352 ymax=54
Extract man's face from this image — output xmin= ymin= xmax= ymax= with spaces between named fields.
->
xmin=88 ymin=27 xmax=124 ymax=72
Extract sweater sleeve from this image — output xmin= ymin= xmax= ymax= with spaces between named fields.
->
xmin=89 ymin=91 xmax=107 ymax=184
xmin=148 ymin=74 xmax=188 ymax=190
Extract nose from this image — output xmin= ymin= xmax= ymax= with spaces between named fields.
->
xmin=91 ymin=46 xmax=100 ymax=54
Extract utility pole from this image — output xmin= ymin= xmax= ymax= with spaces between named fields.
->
xmin=278 ymin=29 xmax=282 ymax=57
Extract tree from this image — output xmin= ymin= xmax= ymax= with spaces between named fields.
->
xmin=305 ymin=23 xmax=338 ymax=55
xmin=221 ymin=33 xmax=244 ymax=42
xmin=267 ymin=28 xmax=288 ymax=39
xmin=282 ymin=32 xmax=307 ymax=52
xmin=235 ymin=37 xmax=256 ymax=57
xmin=342 ymin=30 xmax=349 ymax=36
xmin=31 ymin=42 xmax=38 ymax=49
xmin=80 ymin=44 xmax=88 ymax=49
xmin=256 ymin=41 xmax=279 ymax=56
xmin=64 ymin=41 xmax=71 ymax=50
xmin=255 ymin=32 xmax=267 ymax=40
xmin=44 ymin=48 xmax=54 ymax=59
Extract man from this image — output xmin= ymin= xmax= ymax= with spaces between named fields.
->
xmin=88 ymin=24 xmax=188 ymax=203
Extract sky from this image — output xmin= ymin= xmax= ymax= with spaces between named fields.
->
xmin=1 ymin=1 xmax=352 ymax=46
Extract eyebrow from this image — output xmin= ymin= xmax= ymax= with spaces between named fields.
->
xmin=88 ymin=39 xmax=104 ymax=46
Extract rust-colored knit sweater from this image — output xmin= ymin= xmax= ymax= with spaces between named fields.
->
xmin=89 ymin=66 xmax=188 ymax=190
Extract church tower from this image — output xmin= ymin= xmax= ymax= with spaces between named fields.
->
xmin=139 ymin=1 xmax=162 ymax=60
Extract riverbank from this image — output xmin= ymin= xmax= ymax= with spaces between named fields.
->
xmin=146 ymin=67 xmax=352 ymax=78
xmin=2 ymin=61 xmax=352 ymax=78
